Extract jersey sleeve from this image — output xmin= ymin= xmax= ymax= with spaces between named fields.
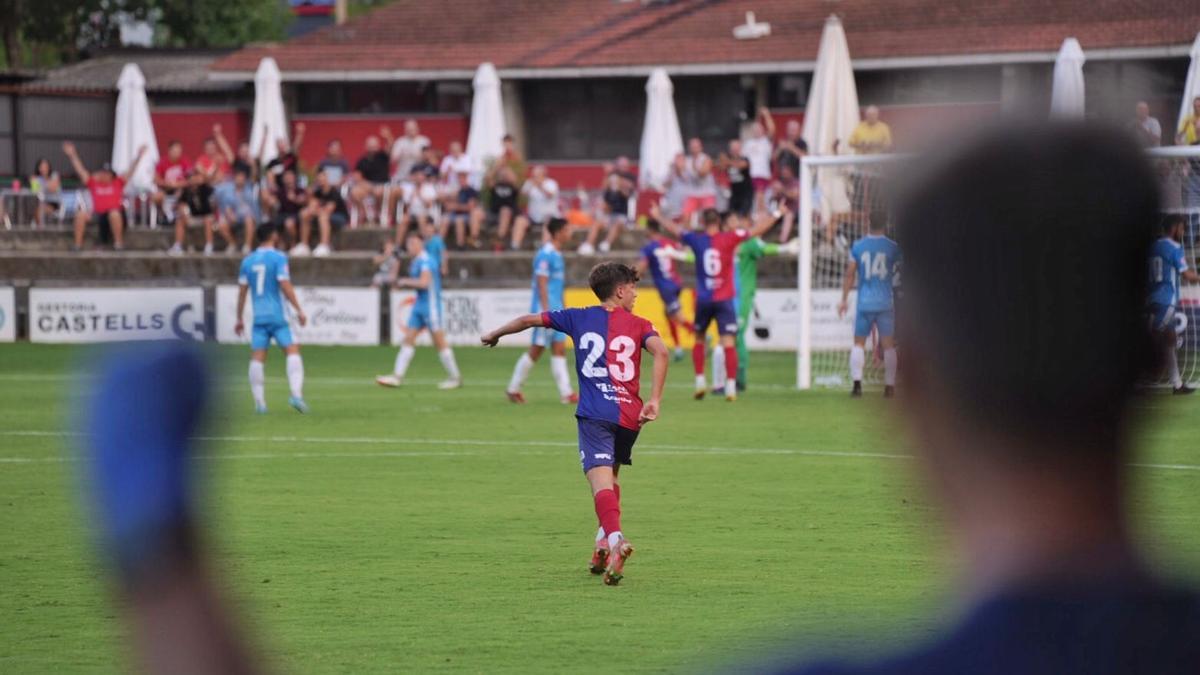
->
xmin=640 ymin=317 xmax=660 ymax=349
xmin=541 ymin=308 xmax=575 ymax=336
xmin=534 ymin=253 xmax=551 ymax=277
xmin=681 ymin=232 xmax=698 ymax=250
xmin=237 ymin=258 xmax=249 ymax=285
xmin=732 ymin=228 xmax=750 ymax=244
xmin=1175 ymin=245 xmax=1189 ymax=273
xmin=275 ymin=254 xmax=291 ymax=281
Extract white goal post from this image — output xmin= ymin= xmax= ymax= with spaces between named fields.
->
xmin=796 ymin=146 xmax=1200 ymax=390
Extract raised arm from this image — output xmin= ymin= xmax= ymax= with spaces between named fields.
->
xmin=481 ymin=314 xmax=546 ymax=346
xmin=213 ymin=124 xmax=235 ymax=164
xmin=278 ymin=279 xmax=308 ymax=326
xmin=759 ymin=107 xmax=776 ymax=138
xmin=639 ymin=335 xmax=669 ymax=424
xmin=120 ymin=145 xmax=149 ymax=183
xmin=62 ymin=142 xmax=90 ymax=183
xmin=747 ymin=209 xmax=777 ymax=239
xmin=292 ymin=123 xmax=306 ymax=155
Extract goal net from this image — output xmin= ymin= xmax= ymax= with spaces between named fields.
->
xmin=796 ymin=147 xmax=1200 ymax=390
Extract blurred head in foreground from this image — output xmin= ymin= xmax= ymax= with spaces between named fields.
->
xmin=773 ymin=124 xmax=1200 ymax=674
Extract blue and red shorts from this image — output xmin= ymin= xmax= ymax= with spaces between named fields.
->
xmin=657 ymin=283 xmax=682 ymax=316
xmin=694 ymin=299 xmax=738 ymax=336
xmin=576 ymin=416 xmax=638 ymax=474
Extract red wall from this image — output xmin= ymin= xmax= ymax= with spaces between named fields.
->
xmin=151 ymin=109 xmax=249 ymax=159
xmin=292 ymin=115 xmax=468 ymax=169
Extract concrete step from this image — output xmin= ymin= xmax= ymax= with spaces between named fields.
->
xmin=0 ymin=223 xmax=653 ymax=254
xmin=0 ymin=249 xmax=799 ymax=288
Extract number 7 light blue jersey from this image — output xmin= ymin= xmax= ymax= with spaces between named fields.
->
xmin=850 ymin=234 xmax=901 ymax=312
xmin=238 ymin=247 xmax=291 ymax=324
xmin=531 ymin=243 xmax=566 ymax=312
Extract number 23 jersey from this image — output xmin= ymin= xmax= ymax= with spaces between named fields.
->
xmin=542 ymin=306 xmax=660 ymax=430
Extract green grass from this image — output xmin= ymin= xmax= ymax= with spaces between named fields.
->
xmin=0 ymin=343 xmax=1198 ymax=673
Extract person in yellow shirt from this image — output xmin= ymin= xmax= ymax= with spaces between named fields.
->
xmin=849 ymin=105 xmax=893 ymax=153
xmin=1177 ymin=96 xmax=1200 ymax=145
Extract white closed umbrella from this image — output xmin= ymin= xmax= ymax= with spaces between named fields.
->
xmin=1050 ymin=38 xmax=1086 ymax=118
xmin=249 ymin=57 xmax=289 ymax=165
xmin=802 ymin=15 xmax=860 ymax=217
xmin=466 ymin=63 xmax=507 ymax=176
xmin=112 ymin=63 xmax=158 ymax=192
xmin=1177 ymin=31 xmax=1200 ymax=141
xmin=638 ymin=68 xmax=684 ymax=190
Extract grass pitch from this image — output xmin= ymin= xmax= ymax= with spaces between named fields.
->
xmin=1 ymin=343 xmax=1198 ymax=673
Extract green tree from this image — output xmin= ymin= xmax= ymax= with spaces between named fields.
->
xmin=154 ymin=0 xmax=287 ymax=48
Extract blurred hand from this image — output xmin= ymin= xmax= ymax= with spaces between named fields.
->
xmin=639 ymin=400 xmax=659 ymax=425
xmin=234 ymin=320 xmax=245 ymax=337
xmin=62 ymin=141 xmax=77 ymax=156
xmin=481 ymin=332 xmax=499 ymax=347
xmin=837 ymin=301 xmax=848 ymax=318
xmin=212 ymin=123 xmax=223 ymax=135
xmin=295 ymin=122 xmax=306 ymax=133
xmin=296 ymin=311 xmax=308 ymax=327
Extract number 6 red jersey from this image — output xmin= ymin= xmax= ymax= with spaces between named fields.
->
xmin=682 ymin=229 xmax=750 ymax=302
xmin=541 ymin=306 xmax=659 ymax=430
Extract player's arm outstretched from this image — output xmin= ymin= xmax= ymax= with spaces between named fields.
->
xmin=279 ymin=279 xmax=308 ymax=327
xmin=640 ymin=335 xmax=669 ymax=424
xmin=481 ymin=314 xmax=547 ymax=346
xmin=837 ymin=258 xmax=858 ymax=318
xmin=747 ymin=210 xmax=777 ymax=239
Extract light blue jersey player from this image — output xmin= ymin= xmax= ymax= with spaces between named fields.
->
xmin=505 ymin=218 xmax=577 ymax=403
xmin=235 ymin=223 xmax=309 ymax=414
xmin=1148 ymin=215 xmax=1200 ymax=394
xmin=839 ymin=213 xmax=902 ymax=397
xmin=376 ymin=231 xmax=462 ymax=390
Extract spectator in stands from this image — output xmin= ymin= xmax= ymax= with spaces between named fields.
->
xmin=62 ymin=141 xmax=147 ymax=251
xmin=170 ymin=169 xmax=233 ymax=256
xmin=774 ymin=119 xmax=806 ymax=177
xmin=264 ymin=168 xmax=308 ymax=248
xmin=721 ymin=139 xmax=753 ymax=221
xmin=1177 ymin=96 xmax=1200 ymax=146
xmin=297 ymin=169 xmax=348 ymax=257
xmin=744 ymin=108 xmax=776 ymax=209
xmin=153 ymin=140 xmax=191 ymax=219
xmin=439 ymin=141 xmax=473 ymax=183
xmin=661 ymin=152 xmax=689 ymax=222
xmin=496 ymin=133 xmax=527 ymax=182
xmin=1130 ymin=101 xmax=1162 ymax=147
xmin=486 ymin=165 xmax=520 ymax=252
xmin=769 ymin=164 xmax=799 ymax=243
xmin=580 ymin=163 xmax=635 ymax=255
xmin=194 ymin=137 xmax=228 ymax=184
xmin=29 ymin=157 xmax=62 ymax=227
xmin=316 ymin=140 xmax=351 ymax=187
xmin=513 ymin=165 xmax=559 ymax=250
xmin=263 ymin=123 xmax=306 ymax=190
xmin=849 ymin=105 xmax=893 ymax=154
xmin=213 ymin=168 xmax=260 ymax=254
xmin=443 ymin=171 xmax=484 ymax=249
xmin=683 ymin=137 xmax=718 ymax=218
xmin=213 ymin=124 xmax=262 ymax=184
xmin=611 ymin=155 xmax=637 ymax=187
xmin=349 ymin=134 xmax=392 ymax=225
xmin=395 ymin=166 xmax=439 ymax=245
xmin=385 ymin=120 xmax=430 ymax=182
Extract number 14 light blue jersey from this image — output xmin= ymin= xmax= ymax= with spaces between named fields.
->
xmin=850 ymin=234 xmax=901 ymax=313
xmin=238 ymin=247 xmax=291 ymax=324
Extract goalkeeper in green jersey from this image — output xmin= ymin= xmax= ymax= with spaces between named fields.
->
xmin=728 ymin=234 xmax=796 ymax=390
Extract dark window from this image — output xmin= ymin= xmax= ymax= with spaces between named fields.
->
xmin=672 ymin=76 xmax=742 ymax=156
xmin=297 ymin=82 xmax=469 ymax=114
xmin=766 ymin=74 xmax=809 ymax=109
xmin=521 ymin=78 xmax=644 ymax=160
xmin=856 ymin=66 xmax=1002 ymax=106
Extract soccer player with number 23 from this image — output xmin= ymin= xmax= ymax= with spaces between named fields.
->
xmin=481 ymin=262 xmax=670 ymax=586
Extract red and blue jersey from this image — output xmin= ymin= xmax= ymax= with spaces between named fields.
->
xmin=682 ymin=229 xmax=749 ymax=302
xmin=541 ymin=306 xmax=659 ymax=430
xmin=640 ymin=237 xmax=683 ymax=293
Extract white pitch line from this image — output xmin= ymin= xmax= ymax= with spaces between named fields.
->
xmin=1 ymin=430 xmax=1197 ymax=471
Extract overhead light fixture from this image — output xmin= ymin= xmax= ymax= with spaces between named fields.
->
xmin=733 ymin=11 xmax=771 ymax=40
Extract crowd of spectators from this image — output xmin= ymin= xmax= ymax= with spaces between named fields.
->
xmin=32 ymin=97 xmax=1200 ymax=255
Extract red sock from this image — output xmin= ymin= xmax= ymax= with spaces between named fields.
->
xmin=594 ymin=489 xmax=621 ymax=538
xmin=724 ymin=345 xmax=738 ymax=380
xmin=692 ymin=343 xmax=705 ymax=375
xmin=613 ymin=483 xmax=621 ymax=502
xmin=666 ymin=319 xmax=680 ymax=346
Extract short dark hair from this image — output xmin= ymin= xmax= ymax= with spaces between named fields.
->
xmin=896 ymin=123 xmax=1158 ymax=448
xmin=1161 ymin=213 xmax=1186 ymax=235
xmin=868 ymin=210 xmax=888 ymax=232
xmin=701 ymin=208 xmax=721 ymax=227
xmin=588 ymin=262 xmax=640 ymax=301
xmin=646 ymin=218 xmax=661 ymax=233
xmin=255 ymin=222 xmax=277 ymax=244
xmin=546 ymin=217 xmax=568 ymax=237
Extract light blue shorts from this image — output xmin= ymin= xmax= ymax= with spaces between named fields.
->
xmin=531 ymin=326 xmax=566 ymax=346
xmin=407 ymin=303 xmax=443 ymax=332
xmin=251 ymin=320 xmax=294 ymax=350
xmin=855 ymin=309 xmax=895 ymax=339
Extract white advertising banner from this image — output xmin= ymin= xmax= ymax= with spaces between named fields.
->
xmin=739 ymin=288 xmax=856 ymax=352
xmin=29 ymin=287 xmax=205 ymax=343
xmin=0 ymin=287 xmax=14 ymax=342
xmin=390 ymin=289 xmax=531 ymax=346
xmin=216 ymin=285 xmax=380 ymax=346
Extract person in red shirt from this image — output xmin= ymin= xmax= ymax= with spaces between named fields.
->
xmin=153 ymin=140 xmax=191 ymax=214
xmin=63 ymin=141 xmax=148 ymax=251
xmin=194 ymin=137 xmax=229 ymax=184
